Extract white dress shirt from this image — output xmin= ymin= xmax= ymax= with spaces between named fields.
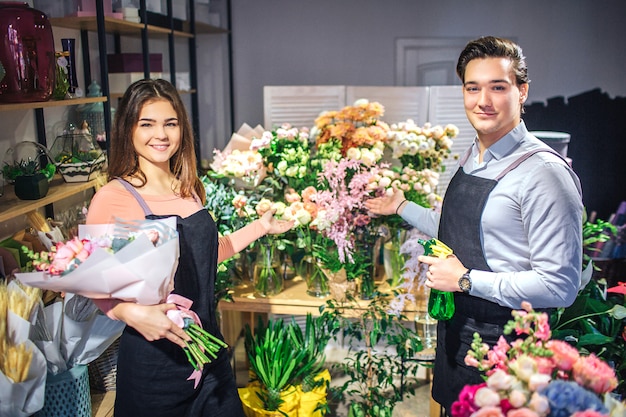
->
xmin=401 ymin=121 xmax=583 ymax=309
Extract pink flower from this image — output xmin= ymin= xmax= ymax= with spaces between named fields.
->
xmin=451 ymin=383 xmax=484 ymax=417
xmin=49 ymin=237 xmax=91 ymax=274
xmin=533 ymin=312 xmax=551 ymax=341
xmin=534 ymin=356 xmax=555 ymax=375
xmin=471 ymin=405 xmax=505 ymax=417
xmin=546 ymin=340 xmax=580 ymax=371
xmin=465 ymin=354 xmax=480 ymax=368
xmin=572 ymin=354 xmax=618 ymax=395
xmin=284 ymin=188 xmax=301 ymax=203
xmin=507 ymin=407 xmax=540 ymax=417
xmin=301 ymin=186 xmax=317 ymax=203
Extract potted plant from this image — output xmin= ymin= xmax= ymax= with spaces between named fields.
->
xmin=320 ymin=293 xmax=424 ymax=417
xmin=2 ymin=158 xmax=56 ymax=200
xmin=241 ymin=314 xmax=331 ymax=416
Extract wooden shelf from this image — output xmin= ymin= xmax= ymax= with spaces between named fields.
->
xmin=50 ymin=16 xmax=226 ymax=38
xmin=0 ymin=96 xmax=107 ymax=112
xmin=0 ymin=176 xmax=102 ymax=224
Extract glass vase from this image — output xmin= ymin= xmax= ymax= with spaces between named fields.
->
xmin=358 ymin=234 xmax=380 ymax=300
xmin=0 ymin=2 xmax=55 ymax=103
xmin=383 ymin=228 xmax=408 ymax=288
xmin=298 ymin=255 xmax=330 ymax=298
xmin=253 ymin=243 xmax=283 ymax=297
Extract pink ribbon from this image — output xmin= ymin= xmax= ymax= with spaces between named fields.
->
xmin=165 ymin=294 xmax=204 ymax=389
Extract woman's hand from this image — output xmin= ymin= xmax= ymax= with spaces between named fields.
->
xmin=259 ymin=209 xmax=295 ymax=235
xmin=112 ymin=302 xmax=191 ymax=348
xmin=365 ymin=189 xmax=407 ymax=216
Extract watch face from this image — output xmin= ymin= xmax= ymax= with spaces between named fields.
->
xmin=459 ymin=276 xmax=471 ymax=292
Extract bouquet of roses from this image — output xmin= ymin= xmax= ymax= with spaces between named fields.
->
xmin=451 ymin=301 xmax=624 ymax=417
xmin=16 ymin=218 xmax=226 ymax=385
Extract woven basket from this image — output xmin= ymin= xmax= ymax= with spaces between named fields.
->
xmin=35 ymin=365 xmax=91 ymax=417
xmin=88 ymin=338 xmax=120 ymax=392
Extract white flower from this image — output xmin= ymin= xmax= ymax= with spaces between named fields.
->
xmin=487 ymin=369 xmax=514 ymax=391
xmin=474 ymin=387 xmax=501 ymax=407
xmin=346 ymin=147 xmax=361 ymax=161
xmin=378 ymin=176 xmax=392 ymax=188
xmin=528 ymin=373 xmax=551 ymax=392
xmin=508 ymin=389 xmax=529 ymax=408
xmin=528 ymin=392 xmax=550 ymax=415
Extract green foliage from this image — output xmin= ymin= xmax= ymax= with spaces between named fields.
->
xmin=2 ymin=159 xmax=56 ymax=181
xmin=550 ymin=278 xmax=626 ymax=398
xmin=583 ymin=216 xmax=618 ymax=267
xmin=244 ymin=314 xmax=329 ymax=413
xmin=320 ymin=293 xmax=424 ymax=415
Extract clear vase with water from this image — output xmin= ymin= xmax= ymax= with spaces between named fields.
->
xmin=253 ymin=242 xmax=283 ymax=297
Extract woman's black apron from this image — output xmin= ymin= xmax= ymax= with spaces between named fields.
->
xmin=113 ymin=179 xmax=244 ymax=417
xmin=432 ymin=149 xmax=554 ymax=412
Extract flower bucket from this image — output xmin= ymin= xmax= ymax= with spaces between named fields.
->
xmin=34 ymin=365 xmax=91 ymax=417
xmin=239 ymin=384 xmax=299 ymax=417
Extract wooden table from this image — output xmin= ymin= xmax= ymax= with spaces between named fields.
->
xmin=218 ymin=278 xmax=442 ymax=417
xmin=218 ymin=277 xmax=426 ymax=345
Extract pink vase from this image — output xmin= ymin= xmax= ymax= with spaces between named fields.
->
xmin=0 ymin=2 xmax=55 ymax=103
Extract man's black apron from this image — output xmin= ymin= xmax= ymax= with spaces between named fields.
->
xmin=113 ymin=179 xmax=244 ymax=417
xmin=432 ymin=149 xmax=555 ymax=412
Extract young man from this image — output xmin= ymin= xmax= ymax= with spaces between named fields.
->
xmin=365 ymin=36 xmax=583 ymax=413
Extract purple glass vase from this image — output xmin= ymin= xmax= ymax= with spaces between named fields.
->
xmin=0 ymin=2 xmax=55 ymax=103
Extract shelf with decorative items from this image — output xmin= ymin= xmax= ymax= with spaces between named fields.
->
xmin=0 ymin=175 xmax=103 ymax=224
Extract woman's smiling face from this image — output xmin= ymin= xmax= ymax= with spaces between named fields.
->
xmin=132 ymin=99 xmax=181 ymax=171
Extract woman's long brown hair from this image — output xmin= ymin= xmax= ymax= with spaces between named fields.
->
xmin=107 ymin=78 xmax=206 ymax=205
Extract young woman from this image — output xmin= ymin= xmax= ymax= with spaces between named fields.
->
xmin=87 ymin=79 xmax=293 ymax=416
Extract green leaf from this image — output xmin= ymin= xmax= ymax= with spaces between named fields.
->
xmin=578 ymin=333 xmax=615 ymax=347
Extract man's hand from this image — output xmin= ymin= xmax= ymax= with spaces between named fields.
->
xmin=365 ymin=189 xmax=406 ymax=216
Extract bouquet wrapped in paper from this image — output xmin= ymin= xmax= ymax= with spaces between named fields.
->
xmin=16 ymin=217 xmax=227 ymax=386
xmin=17 ymin=217 xmax=180 ymax=304
xmin=210 ymin=123 xmax=267 ymax=188
xmin=0 ymin=280 xmax=46 ymax=417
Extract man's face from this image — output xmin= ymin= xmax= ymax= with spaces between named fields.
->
xmin=462 ymin=57 xmax=528 ymax=146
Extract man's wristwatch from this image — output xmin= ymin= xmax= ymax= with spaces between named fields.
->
xmin=458 ymin=269 xmax=472 ymax=293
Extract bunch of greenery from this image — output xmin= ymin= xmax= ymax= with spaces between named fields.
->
xmin=320 ymin=293 xmax=424 ymax=416
xmin=244 ymin=314 xmax=331 ymax=413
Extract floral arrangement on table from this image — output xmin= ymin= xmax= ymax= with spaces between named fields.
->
xmin=451 ymin=301 xmax=625 ymax=417
xmin=15 ymin=218 xmax=227 ymax=387
xmin=203 ymin=100 xmax=459 ymax=300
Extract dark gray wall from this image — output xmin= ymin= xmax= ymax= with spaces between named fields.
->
xmin=223 ymin=0 xmax=626 ymax=218
xmin=228 ymin=0 xmax=626 ymax=126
